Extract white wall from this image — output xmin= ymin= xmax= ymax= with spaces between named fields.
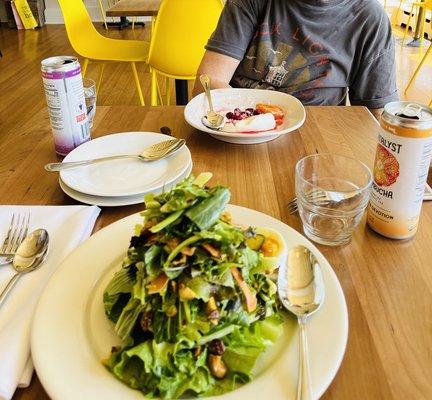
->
xmin=45 ymin=0 xmax=111 ymax=23
xmin=0 ymin=0 xmax=148 ymax=24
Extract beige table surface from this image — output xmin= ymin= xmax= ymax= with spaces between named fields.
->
xmin=2 ymin=105 xmax=430 ymax=400
xmin=106 ymin=0 xmax=161 ymax=17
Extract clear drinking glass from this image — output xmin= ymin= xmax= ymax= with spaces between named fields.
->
xmin=83 ymin=78 xmax=96 ymax=129
xmin=295 ymin=154 xmax=372 ymax=246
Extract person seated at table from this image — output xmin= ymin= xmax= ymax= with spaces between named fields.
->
xmin=192 ymin=0 xmax=398 ymax=119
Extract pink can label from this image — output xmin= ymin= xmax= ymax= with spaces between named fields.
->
xmin=41 ymin=61 xmax=90 ymax=156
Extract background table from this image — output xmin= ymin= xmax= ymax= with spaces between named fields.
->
xmin=106 ymin=0 xmax=161 ymax=18
xmin=3 ymin=106 xmax=431 ymax=400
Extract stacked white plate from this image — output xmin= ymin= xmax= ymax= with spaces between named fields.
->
xmin=58 ymin=132 xmax=193 ymax=207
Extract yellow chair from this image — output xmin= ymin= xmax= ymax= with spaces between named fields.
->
xmin=95 ymin=0 xmax=108 ymax=30
xmin=57 ymin=0 xmax=149 ymax=105
xmin=404 ymin=43 xmax=432 ymax=107
xmin=147 ymin=0 xmax=224 ymax=106
xmin=402 ymin=0 xmax=432 ymax=56
xmin=393 ymin=0 xmax=404 ymax=26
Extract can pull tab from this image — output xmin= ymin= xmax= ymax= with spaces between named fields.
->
xmin=396 ymin=103 xmax=422 ymax=120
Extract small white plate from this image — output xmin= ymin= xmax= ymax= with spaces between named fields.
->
xmin=60 ymin=132 xmax=192 ymax=197
xmin=59 ymin=162 xmax=193 ymax=207
xmin=32 ymin=205 xmax=348 ymax=400
xmin=184 ymin=89 xmax=306 ymax=144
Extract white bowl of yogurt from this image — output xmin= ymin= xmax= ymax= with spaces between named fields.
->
xmin=184 ymin=88 xmax=306 ymax=144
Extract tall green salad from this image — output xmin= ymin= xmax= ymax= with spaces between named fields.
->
xmin=103 ymin=173 xmax=284 ymax=399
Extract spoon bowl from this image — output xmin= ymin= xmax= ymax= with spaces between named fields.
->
xmin=199 ymin=74 xmax=225 ymax=129
xmin=278 ymin=245 xmax=325 ymax=400
xmin=201 ymin=115 xmax=225 ymax=130
xmin=0 ymin=229 xmax=49 ymax=308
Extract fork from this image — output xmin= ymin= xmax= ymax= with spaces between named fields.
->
xmin=0 ymin=213 xmax=30 ymax=265
xmin=287 ymin=189 xmax=330 ymax=214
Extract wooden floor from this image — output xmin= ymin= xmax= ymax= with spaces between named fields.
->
xmin=0 ymin=20 xmax=431 ymax=136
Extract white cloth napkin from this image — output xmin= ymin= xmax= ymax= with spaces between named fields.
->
xmin=0 ymin=205 xmax=100 ymax=400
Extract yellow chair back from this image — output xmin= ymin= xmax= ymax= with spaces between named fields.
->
xmin=148 ymin=0 xmax=224 ymax=79
xmin=57 ymin=0 xmax=105 ymax=58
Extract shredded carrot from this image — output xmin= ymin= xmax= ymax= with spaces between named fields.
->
xmin=202 ymin=243 xmax=221 ymax=258
xmin=230 ymin=267 xmax=257 ymax=312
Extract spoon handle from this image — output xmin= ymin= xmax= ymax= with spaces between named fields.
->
xmin=0 ymin=273 xmax=21 ymax=309
xmin=297 ymin=318 xmax=312 ymax=400
xmin=199 ymin=74 xmax=215 ymax=112
xmin=44 ymin=154 xmax=138 ymax=172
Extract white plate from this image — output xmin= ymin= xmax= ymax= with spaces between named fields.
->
xmin=32 ymin=205 xmax=348 ymax=400
xmin=184 ymin=89 xmax=306 ymax=144
xmin=59 ymin=162 xmax=193 ymax=207
xmin=60 ymin=132 xmax=192 ymax=197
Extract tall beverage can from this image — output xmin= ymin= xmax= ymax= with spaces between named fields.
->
xmin=367 ymin=101 xmax=432 ymax=239
xmin=41 ymin=56 xmax=90 ymax=156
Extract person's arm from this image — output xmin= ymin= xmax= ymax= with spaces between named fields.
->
xmin=192 ymin=51 xmax=241 ymax=97
xmin=349 ymin=6 xmax=398 ymax=115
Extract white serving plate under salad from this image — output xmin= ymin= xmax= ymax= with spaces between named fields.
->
xmin=31 ymin=205 xmax=348 ymax=400
xmin=184 ymin=89 xmax=306 ymax=144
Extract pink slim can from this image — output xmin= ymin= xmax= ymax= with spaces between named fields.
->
xmin=41 ymin=56 xmax=90 ymax=156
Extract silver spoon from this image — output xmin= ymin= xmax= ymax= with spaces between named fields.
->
xmin=199 ymin=74 xmax=225 ymax=130
xmin=278 ymin=245 xmax=325 ymax=400
xmin=44 ymin=138 xmax=185 ymax=172
xmin=0 ymin=229 xmax=49 ymax=308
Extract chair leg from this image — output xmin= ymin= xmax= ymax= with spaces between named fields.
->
xmin=130 ymin=62 xmax=145 ymax=106
xmin=404 ymin=44 xmax=432 ymax=93
xmin=97 ymin=0 xmax=108 ymax=30
xmin=157 ymin=79 xmax=164 ymax=105
xmin=165 ymin=77 xmax=171 ymax=106
xmin=393 ymin=0 xmax=403 ymax=26
xmin=97 ymin=63 xmax=105 ymax=93
xmin=402 ymin=5 xmax=415 ymax=46
xmin=150 ymin=68 xmax=158 ymax=106
xmin=81 ymin=58 xmax=89 ymax=77
xmin=419 ymin=9 xmax=426 ymax=57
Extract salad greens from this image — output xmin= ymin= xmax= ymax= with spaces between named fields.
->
xmin=103 ymin=173 xmax=284 ymax=399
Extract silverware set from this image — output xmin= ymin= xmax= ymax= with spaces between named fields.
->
xmin=0 ymin=213 xmax=49 ymax=308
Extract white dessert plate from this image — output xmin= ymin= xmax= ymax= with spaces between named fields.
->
xmin=60 ymin=132 xmax=191 ymax=197
xmin=184 ymin=89 xmax=306 ymax=144
xmin=32 ymin=205 xmax=348 ymax=400
xmin=59 ymin=162 xmax=193 ymax=207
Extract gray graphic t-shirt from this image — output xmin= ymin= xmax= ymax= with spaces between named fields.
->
xmin=206 ymin=0 xmax=398 ymax=108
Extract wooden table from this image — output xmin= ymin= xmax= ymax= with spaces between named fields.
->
xmin=106 ymin=0 xmax=161 ymax=17
xmin=4 ymin=106 xmax=431 ymax=400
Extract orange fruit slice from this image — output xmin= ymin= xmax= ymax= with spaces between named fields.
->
xmin=374 ymin=144 xmax=400 ymax=187
xmin=256 ymin=104 xmax=284 ymax=119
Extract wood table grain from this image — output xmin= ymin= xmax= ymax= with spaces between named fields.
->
xmin=3 ymin=106 xmax=431 ymax=400
xmin=106 ymin=0 xmax=161 ymax=17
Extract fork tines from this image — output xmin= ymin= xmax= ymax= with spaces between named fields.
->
xmin=1 ymin=212 xmax=30 ymax=255
xmin=287 ymin=189 xmax=328 ymax=214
